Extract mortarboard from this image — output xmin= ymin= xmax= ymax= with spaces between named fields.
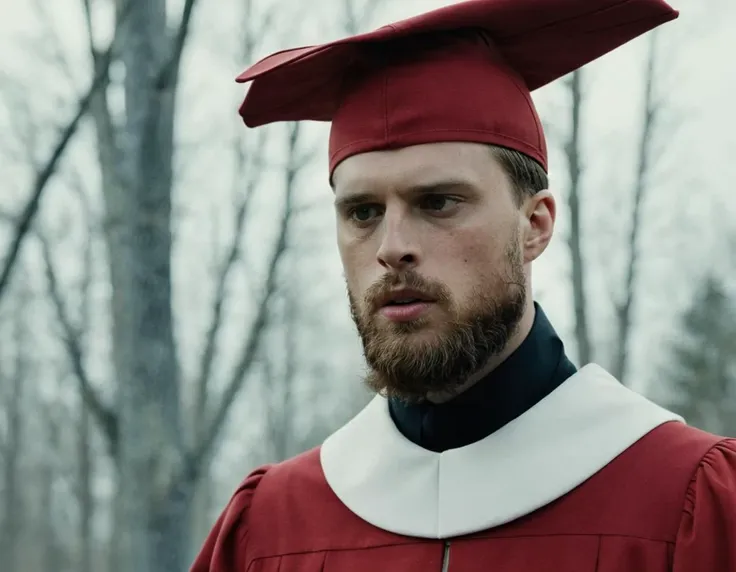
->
xmin=235 ymin=0 xmax=678 ymax=176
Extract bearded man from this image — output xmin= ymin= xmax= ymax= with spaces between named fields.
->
xmin=191 ymin=0 xmax=736 ymax=570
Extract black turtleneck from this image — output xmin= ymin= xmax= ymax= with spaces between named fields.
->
xmin=388 ymin=303 xmax=577 ymax=452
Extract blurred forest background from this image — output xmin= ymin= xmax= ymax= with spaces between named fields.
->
xmin=0 ymin=0 xmax=734 ymax=571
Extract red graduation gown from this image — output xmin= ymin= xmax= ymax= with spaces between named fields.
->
xmin=192 ymin=365 xmax=736 ymax=571
xmin=191 ymin=424 xmax=736 ymax=572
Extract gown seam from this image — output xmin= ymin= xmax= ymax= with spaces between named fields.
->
xmin=594 ymin=535 xmax=601 ymax=572
xmin=679 ymin=439 xmax=731 ymax=519
xmin=248 ymin=540 xmax=439 ymax=563
xmin=462 ymin=532 xmax=676 ymax=543
xmin=246 ymin=535 xmax=676 ymax=563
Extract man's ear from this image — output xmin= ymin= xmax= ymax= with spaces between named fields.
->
xmin=521 ymin=190 xmax=556 ymax=263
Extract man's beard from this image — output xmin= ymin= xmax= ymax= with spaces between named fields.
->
xmin=348 ymin=240 xmax=526 ymax=402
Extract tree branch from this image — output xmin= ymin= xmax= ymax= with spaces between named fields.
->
xmin=343 ymin=0 xmax=386 ymax=35
xmin=193 ymin=128 xmax=268 ymax=435
xmin=39 ymin=229 xmax=118 ymax=458
xmin=30 ymin=0 xmax=78 ymax=86
xmin=357 ymin=0 xmax=386 ymax=30
xmin=0 ymin=209 xmax=16 ymax=225
xmin=189 ymin=123 xmax=302 ymax=474
xmin=156 ymin=0 xmax=200 ymax=90
xmin=81 ymin=0 xmax=96 ymax=58
xmin=344 ymin=0 xmax=360 ymax=36
xmin=0 ymin=369 xmax=7 ymax=462
xmin=82 ymin=0 xmax=124 ymax=194
xmin=610 ymin=31 xmax=660 ymax=384
xmin=564 ymin=70 xmax=593 ymax=365
xmin=0 ymin=1 xmax=133 ymax=303
xmin=190 ymin=0 xmax=289 ymax=446
xmin=0 ymin=74 xmax=40 ymax=169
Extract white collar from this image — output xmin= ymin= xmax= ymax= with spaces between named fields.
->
xmin=320 ymin=364 xmax=683 ymax=539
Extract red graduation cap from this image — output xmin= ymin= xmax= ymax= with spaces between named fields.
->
xmin=235 ymin=0 xmax=678 ymax=176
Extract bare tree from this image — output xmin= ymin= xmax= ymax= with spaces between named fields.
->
xmin=343 ymin=0 xmax=386 ymax=35
xmin=258 ymin=135 xmax=308 ymax=466
xmin=189 ymin=122 xmax=301 ymax=476
xmin=74 ymin=2 xmax=202 ymax=570
xmin=73 ymin=178 xmax=96 ymax=572
xmin=0 ymin=1 xmax=132 ymax=303
xmin=34 ymin=1 xmax=305 ymax=569
xmin=40 ymin=409 xmax=66 ymax=572
xmin=562 ymin=70 xmax=594 ymax=366
xmin=610 ymin=30 xmax=675 ymax=385
xmin=561 ymin=28 xmax=688 ymax=383
xmin=0 ymin=271 xmax=32 ymax=572
xmin=75 ymin=389 xmax=94 ymax=572
xmin=609 ymin=34 xmax=658 ymax=383
xmin=18 ymin=0 xmax=203 ymax=569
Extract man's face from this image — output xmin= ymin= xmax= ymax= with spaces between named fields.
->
xmin=332 ymin=142 xmax=545 ymax=402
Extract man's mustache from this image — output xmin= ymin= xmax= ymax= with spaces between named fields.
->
xmin=364 ymin=271 xmax=448 ymax=312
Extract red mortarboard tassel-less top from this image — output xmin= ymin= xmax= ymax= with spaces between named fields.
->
xmin=235 ymin=0 xmax=679 ymax=176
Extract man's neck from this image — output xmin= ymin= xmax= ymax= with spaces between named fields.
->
xmin=425 ymin=302 xmax=537 ymax=404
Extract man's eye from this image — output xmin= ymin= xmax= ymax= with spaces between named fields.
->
xmin=420 ymin=195 xmax=458 ymax=212
xmin=349 ymin=205 xmax=381 ymax=222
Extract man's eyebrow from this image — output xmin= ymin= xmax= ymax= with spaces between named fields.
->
xmin=409 ymin=179 xmax=474 ymax=194
xmin=333 ymin=179 xmax=475 ymax=209
xmin=333 ymin=192 xmax=378 ymax=210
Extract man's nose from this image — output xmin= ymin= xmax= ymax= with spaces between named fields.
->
xmin=375 ymin=215 xmax=420 ymax=271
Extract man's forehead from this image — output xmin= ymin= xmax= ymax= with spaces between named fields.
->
xmin=332 ymin=142 xmax=496 ymax=196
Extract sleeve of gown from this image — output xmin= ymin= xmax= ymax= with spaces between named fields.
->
xmin=189 ymin=465 xmax=271 ymax=572
xmin=672 ymin=438 xmax=736 ymax=572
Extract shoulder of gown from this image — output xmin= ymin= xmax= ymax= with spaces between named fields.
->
xmin=673 ymin=437 xmax=736 ymax=571
xmin=189 ymin=464 xmax=272 ymax=572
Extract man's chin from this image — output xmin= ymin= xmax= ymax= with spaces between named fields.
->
xmin=362 ymin=337 xmax=461 ymax=398
xmin=364 ymin=333 xmax=442 ymax=366
xmin=374 ymin=311 xmax=450 ymax=336
xmin=363 ymin=365 xmax=467 ymax=403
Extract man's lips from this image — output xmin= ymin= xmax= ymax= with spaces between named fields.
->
xmin=377 ymin=288 xmax=434 ymax=307
xmin=376 ymin=288 xmax=435 ymax=322
xmin=379 ymin=301 xmax=433 ymax=322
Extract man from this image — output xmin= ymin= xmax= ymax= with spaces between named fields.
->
xmin=192 ymin=0 xmax=736 ymax=570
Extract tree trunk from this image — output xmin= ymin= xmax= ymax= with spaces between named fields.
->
xmin=611 ymin=33 xmax=660 ymax=385
xmin=77 ymin=401 xmax=93 ymax=572
xmin=564 ymin=70 xmax=594 ymax=367
xmin=42 ymin=413 xmax=63 ymax=572
xmin=68 ymin=0 xmax=302 ymax=568
xmin=78 ymin=160 xmax=96 ymax=572
xmin=1 ymin=323 xmax=24 ymax=572
xmin=111 ymin=1 xmax=186 ymax=570
xmin=1 ymin=276 xmax=31 ymax=572
xmin=189 ymin=460 xmax=214 ymax=565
